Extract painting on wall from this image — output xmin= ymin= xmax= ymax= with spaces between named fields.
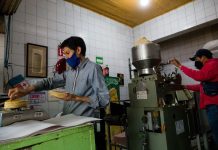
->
xmin=117 ymin=73 xmax=124 ymax=86
xmin=26 ymin=43 xmax=48 ymax=78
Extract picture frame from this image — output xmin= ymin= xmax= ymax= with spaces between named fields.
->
xmin=117 ymin=73 xmax=124 ymax=86
xmin=26 ymin=43 xmax=48 ymax=78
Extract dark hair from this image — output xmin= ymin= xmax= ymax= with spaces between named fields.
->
xmin=59 ymin=36 xmax=86 ymax=56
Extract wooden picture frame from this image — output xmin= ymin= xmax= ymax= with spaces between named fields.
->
xmin=117 ymin=73 xmax=124 ymax=86
xmin=26 ymin=43 xmax=48 ymax=78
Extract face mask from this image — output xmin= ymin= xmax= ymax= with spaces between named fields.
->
xmin=66 ymin=53 xmax=80 ymax=68
xmin=195 ymin=61 xmax=203 ymax=70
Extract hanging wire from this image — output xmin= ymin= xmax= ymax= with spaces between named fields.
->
xmin=4 ymin=15 xmax=11 ymax=69
xmin=3 ymin=15 xmax=12 ymax=91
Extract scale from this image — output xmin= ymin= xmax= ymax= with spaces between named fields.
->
xmin=0 ymin=93 xmax=49 ymax=127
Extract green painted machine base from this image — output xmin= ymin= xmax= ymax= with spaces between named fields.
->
xmin=0 ymin=124 xmax=96 ymax=150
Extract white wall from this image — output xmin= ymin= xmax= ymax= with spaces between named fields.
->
xmin=0 ymin=34 xmax=4 ymax=92
xmin=10 ymin=0 xmax=133 ymax=116
xmin=133 ymin=0 xmax=218 ymax=87
xmin=160 ymin=23 xmax=218 ymax=63
xmin=133 ymin=0 xmax=218 ymax=42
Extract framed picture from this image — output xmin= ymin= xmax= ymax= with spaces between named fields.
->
xmin=26 ymin=43 xmax=48 ymax=78
xmin=117 ymin=73 xmax=124 ymax=86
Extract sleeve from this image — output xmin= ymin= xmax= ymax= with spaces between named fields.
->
xmin=34 ymin=73 xmax=66 ymax=91
xmin=180 ymin=63 xmax=216 ymax=81
xmin=88 ymin=65 xmax=110 ymax=108
xmin=184 ymin=84 xmax=200 ymax=92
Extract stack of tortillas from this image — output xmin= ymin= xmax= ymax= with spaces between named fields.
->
xmin=48 ymin=90 xmax=66 ymax=99
xmin=4 ymin=99 xmax=27 ymax=109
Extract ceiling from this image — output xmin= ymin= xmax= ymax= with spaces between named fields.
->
xmin=0 ymin=0 xmax=21 ymax=15
xmin=65 ymin=0 xmax=192 ymax=27
xmin=0 ymin=0 xmax=22 ymax=33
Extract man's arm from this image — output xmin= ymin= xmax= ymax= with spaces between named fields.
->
xmin=8 ymin=73 xmax=66 ymax=100
xmin=180 ymin=65 xmax=215 ymax=81
xmin=184 ymin=84 xmax=200 ymax=92
xmin=170 ymin=58 xmax=217 ymax=81
xmin=63 ymin=93 xmax=90 ymax=102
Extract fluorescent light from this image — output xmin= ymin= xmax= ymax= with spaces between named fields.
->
xmin=140 ymin=0 xmax=149 ymax=7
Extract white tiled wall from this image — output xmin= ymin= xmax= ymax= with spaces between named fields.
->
xmin=0 ymin=34 xmax=4 ymax=92
xmin=10 ymin=0 xmax=133 ymax=116
xmin=133 ymin=0 xmax=218 ymax=42
xmin=160 ymin=23 xmax=218 ymax=63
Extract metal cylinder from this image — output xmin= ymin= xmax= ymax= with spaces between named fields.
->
xmin=131 ymin=42 xmax=161 ymax=75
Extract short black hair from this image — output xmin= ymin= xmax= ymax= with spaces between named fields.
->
xmin=59 ymin=36 xmax=86 ymax=56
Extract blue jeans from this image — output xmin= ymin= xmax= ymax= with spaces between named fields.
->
xmin=206 ymin=105 xmax=218 ymax=145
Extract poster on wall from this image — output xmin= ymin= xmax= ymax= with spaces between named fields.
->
xmin=117 ymin=73 xmax=124 ymax=86
xmin=96 ymin=56 xmax=103 ymax=65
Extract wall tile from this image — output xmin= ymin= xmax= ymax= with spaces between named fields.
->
xmin=48 ymin=1 xmax=56 ymax=11
xmin=48 ymin=10 xmax=57 ymax=21
xmin=12 ymin=31 xmax=24 ymax=44
xmin=26 ymin=0 xmax=36 ymax=7
xmin=0 ymin=34 xmax=4 ymax=92
xmin=25 ymin=24 xmax=37 ymax=35
xmin=48 ymin=29 xmax=57 ymax=39
xmin=57 ymin=22 xmax=65 ymax=32
xmin=26 ymin=14 xmax=36 ymax=25
xmin=37 ymin=17 xmax=47 ymax=28
xmin=48 ymin=20 xmax=57 ymax=30
xmin=12 ymin=43 xmax=24 ymax=55
xmin=37 ymin=36 xmax=48 ymax=46
xmin=25 ymin=34 xmax=37 ymax=43
xmin=205 ymin=14 xmax=217 ymax=22
xmin=48 ymin=38 xmax=58 ymax=49
xmin=37 ymin=6 xmax=48 ymax=19
xmin=37 ymin=0 xmax=48 ymax=9
xmin=0 ymin=35 xmax=4 ymax=47
xmin=26 ymin=4 xmax=36 ymax=16
xmin=37 ymin=26 xmax=47 ymax=38
xmin=13 ymin=11 xmax=25 ymax=22
xmin=48 ymin=0 xmax=56 ymax=3
xmin=56 ymin=31 xmax=66 ymax=41
xmin=13 ymin=20 xmax=25 ymax=33
xmin=11 ymin=54 xmax=24 ymax=66
xmin=47 ymin=48 xmax=58 ymax=59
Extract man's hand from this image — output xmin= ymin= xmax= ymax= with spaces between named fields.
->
xmin=169 ymin=58 xmax=182 ymax=68
xmin=63 ymin=93 xmax=77 ymax=101
xmin=63 ymin=93 xmax=89 ymax=103
xmin=8 ymin=85 xmax=35 ymax=100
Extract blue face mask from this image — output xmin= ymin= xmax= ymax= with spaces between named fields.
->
xmin=66 ymin=53 xmax=80 ymax=68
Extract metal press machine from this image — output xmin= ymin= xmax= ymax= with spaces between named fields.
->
xmin=127 ymin=40 xmax=194 ymax=150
